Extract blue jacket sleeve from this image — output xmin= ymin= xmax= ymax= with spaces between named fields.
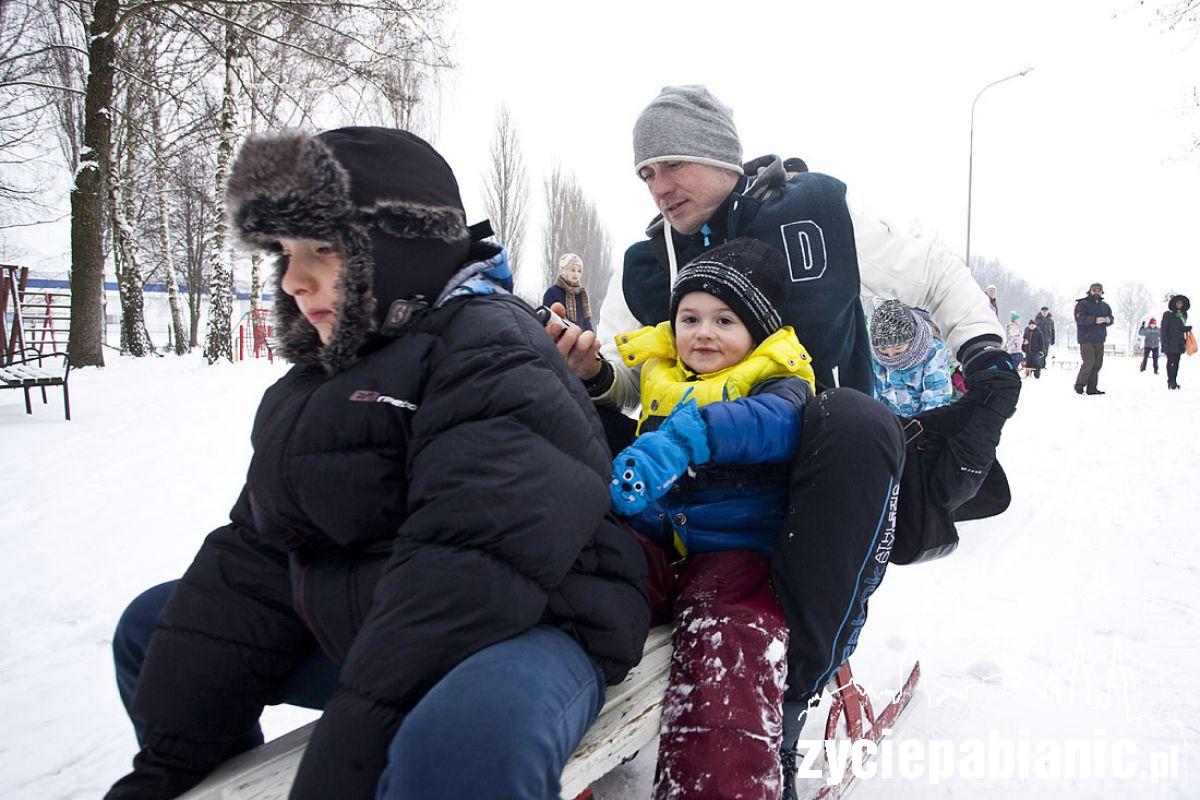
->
xmin=699 ymin=379 xmax=810 ymax=464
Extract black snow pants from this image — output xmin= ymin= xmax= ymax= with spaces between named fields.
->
xmin=772 ymin=388 xmax=906 ymax=703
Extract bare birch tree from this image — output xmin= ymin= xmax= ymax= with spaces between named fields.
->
xmin=1116 ymin=281 xmax=1153 ymax=349
xmin=482 ymin=106 xmax=529 ymax=278
xmin=6 ymin=0 xmax=453 ymax=367
xmin=541 ymin=164 xmax=613 ymax=309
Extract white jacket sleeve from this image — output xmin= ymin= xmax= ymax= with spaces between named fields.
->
xmin=593 ymin=266 xmax=642 ymax=413
xmin=850 ymin=195 xmax=1004 ymax=360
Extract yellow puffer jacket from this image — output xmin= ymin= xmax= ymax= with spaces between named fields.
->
xmin=615 ymin=322 xmax=817 ymax=433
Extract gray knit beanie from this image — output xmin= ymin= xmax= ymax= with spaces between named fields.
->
xmin=870 ymin=300 xmax=919 ymax=350
xmin=633 ymin=85 xmax=743 ymax=175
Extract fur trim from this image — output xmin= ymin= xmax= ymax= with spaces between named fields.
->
xmin=368 ymin=200 xmax=468 ymax=242
xmin=229 ymin=130 xmax=463 ymax=375
xmin=267 ymin=224 xmax=379 ymax=374
xmin=228 ymin=132 xmax=357 ymax=250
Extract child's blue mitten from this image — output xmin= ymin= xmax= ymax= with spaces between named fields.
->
xmin=610 ymin=399 xmax=710 ymax=515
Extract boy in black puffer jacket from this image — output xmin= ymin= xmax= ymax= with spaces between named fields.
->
xmin=104 ymin=128 xmax=650 ymax=800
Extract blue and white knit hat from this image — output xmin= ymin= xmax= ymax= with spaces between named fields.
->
xmin=670 ymin=238 xmax=786 ymax=344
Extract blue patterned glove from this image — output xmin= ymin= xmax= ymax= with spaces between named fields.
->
xmin=610 ymin=400 xmax=710 ymax=516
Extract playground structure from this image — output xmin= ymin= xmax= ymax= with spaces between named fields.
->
xmin=235 ymin=308 xmax=274 ymax=362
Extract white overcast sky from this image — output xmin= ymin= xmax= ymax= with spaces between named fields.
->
xmin=432 ymin=0 xmax=1199 ymax=304
xmin=8 ymin=0 xmax=1197 ymax=307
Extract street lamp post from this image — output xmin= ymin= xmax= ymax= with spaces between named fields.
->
xmin=966 ymin=68 xmax=1033 ymax=268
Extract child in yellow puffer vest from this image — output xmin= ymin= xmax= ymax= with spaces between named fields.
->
xmin=609 ymin=237 xmax=815 ymax=800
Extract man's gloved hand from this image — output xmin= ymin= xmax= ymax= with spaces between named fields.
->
xmin=960 ymin=343 xmax=1019 ymax=385
xmin=963 ymin=365 xmax=1021 ymax=419
xmin=610 ymin=399 xmax=709 ymax=516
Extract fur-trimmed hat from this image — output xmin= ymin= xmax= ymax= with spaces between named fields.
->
xmin=226 ymin=127 xmax=471 ymax=373
xmin=669 ymin=238 xmax=786 ymax=345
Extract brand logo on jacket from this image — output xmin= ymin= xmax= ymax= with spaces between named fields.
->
xmin=348 ymin=390 xmax=418 ymax=410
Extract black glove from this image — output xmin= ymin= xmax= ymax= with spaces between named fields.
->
xmin=104 ymin=747 xmax=210 ymax=800
xmin=289 ymin=689 xmax=404 ymax=800
xmin=930 ymin=368 xmax=1020 ymax=509
xmin=960 ymin=343 xmax=1018 ymax=384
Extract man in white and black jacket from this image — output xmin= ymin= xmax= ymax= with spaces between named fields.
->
xmin=550 ymin=85 xmax=1019 ymax=798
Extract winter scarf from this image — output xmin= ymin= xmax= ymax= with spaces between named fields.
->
xmin=874 ymin=311 xmax=935 ymax=372
xmin=554 ymin=274 xmax=592 ymax=324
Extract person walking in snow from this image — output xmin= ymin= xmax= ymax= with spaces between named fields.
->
xmin=542 ymin=252 xmax=594 ymax=331
xmin=609 ymin=238 xmax=815 ymax=800
xmin=103 ymin=128 xmax=649 ymax=800
xmin=1074 ymin=282 xmax=1114 ymax=395
xmin=1004 ymin=311 xmax=1025 ymax=369
xmin=547 ymin=84 xmax=1020 ymax=799
xmin=870 ymin=299 xmax=953 ymax=415
xmin=1139 ymin=318 xmax=1161 ymax=374
xmin=1033 ymin=306 xmax=1055 ymax=355
xmin=1021 ymin=319 xmax=1047 ymax=379
xmin=1160 ymin=294 xmax=1192 ymax=390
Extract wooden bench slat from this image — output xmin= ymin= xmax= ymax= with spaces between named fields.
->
xmin=178 ymin=625 xmax=675 ymax=800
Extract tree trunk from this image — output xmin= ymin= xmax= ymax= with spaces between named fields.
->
xmin=250 ymin=252 xmax=263 ymax=313
xmin=152 ymin=92 xmax=189 ymax=354
xmin=67 ymin=0 xmax=120 ymax=367
xmin=112 ymin=79 xmax=154 ymax=357
xmin=202 ymin=18 xmax=239 ymax=364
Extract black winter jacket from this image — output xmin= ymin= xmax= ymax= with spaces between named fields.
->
xmin=1161 ymin=295 xmax=1192 ymax=355
xmin=1033 ymin=313 xmax=1055 ymax=345
xmin=1074 ymin=295 xmax=1114 ymax=344
xmin=1022 ymin=327 xmax=1047 ymax=369
xmin=128 ymin=294 xmax=650 ymax=796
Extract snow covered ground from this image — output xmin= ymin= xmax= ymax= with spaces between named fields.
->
xmin=2 ymin=351 xmax=1197 ymax=798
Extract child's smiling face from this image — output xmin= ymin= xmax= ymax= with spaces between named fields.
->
xmin=674 ymin=291 xmax=754 ymax=374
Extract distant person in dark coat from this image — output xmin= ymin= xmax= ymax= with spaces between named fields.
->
xmin=541 ymin=253 xmax=594 ymax=332
xmin=1021 ymin=320 xmax=1046 ymax=379
xmin=1033 ymin=307 xmax=1056 ymax=352
xmin=985 ymin=284 xmax=999 ymax=316
xmin=1073 ymin=282 xmax=1114 ymax=395
xmin=1160 ymin=294 xmax=1192 ymax=390
xmin=1139 ymin=318 xmax=1161 ymax=374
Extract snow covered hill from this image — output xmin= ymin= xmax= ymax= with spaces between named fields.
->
xmin=2 ymin=353 xmax=1196 ymax=798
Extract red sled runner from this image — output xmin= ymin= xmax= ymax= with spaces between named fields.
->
xmin=803 ymin=658 xmax=922 ymax=800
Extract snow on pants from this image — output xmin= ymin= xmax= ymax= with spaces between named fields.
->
xmin=637 ymin=540 xmax=790 ymax=800
xmin=772 ymin=388 xmax=906 ymax=704
xmin=114 ymin=581 xmax=605 ymax=800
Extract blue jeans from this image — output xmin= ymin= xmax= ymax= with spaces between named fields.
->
xmin=114 ymin=581 xmax=605 ymax=799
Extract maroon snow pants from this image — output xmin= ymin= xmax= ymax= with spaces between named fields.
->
xmin=638 ymin=534 xmax=790 ymax=800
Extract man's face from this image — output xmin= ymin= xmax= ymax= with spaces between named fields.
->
xmin=1090 ymin=287 xmax=1103 ymax=298
xmin=637 ymin=161 xmax=740 ymax=235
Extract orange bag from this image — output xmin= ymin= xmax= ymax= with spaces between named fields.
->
xmin=1186 ymin=331 xmax=1198 ymax=356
